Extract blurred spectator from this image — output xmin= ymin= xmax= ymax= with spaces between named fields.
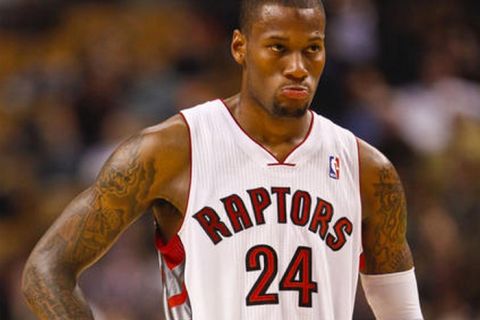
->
xmin=0 ymin=1 xmax=479 ymax=319
xmin=77 ymin=109 xmax=145 ymax=185
xmin=341 ymin=65 xmax=394 ymax=146
xmin=326 ymin=0 xmax=379 ymax=65
xmin=390 ymin=49 xmax=480 ymax=155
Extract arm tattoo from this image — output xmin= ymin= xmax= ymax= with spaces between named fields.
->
xmin=97 ymin=136 xmax=146 ymax=197
xmin=62 ymin=135 xmax=156 ymax=266
xmin=366 ymin=167 xmax=413 ymax=273
xmin=23 ymin=236 xmax=93 ymax=319
xmin=23 ymin=134 xmax=157 ymax=319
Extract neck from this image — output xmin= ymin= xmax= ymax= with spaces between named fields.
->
xmin=223 ymin=93 xmax=312 ymax=159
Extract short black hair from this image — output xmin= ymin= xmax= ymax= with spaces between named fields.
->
xmin=239 ymin=0 xmax=325 ymax=33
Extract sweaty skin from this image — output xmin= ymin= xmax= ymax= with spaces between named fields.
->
xmin=22 ymin=4 xmax=414 ymax=319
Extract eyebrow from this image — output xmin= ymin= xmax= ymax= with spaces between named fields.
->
xmin=266 ymin=34 xmax=325 ymax=41
xmin=264 ymin=35 xmax=288 ymax=41
xmin=309 ymin=35 xmax=325 ymax=41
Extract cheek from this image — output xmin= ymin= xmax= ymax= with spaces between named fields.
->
xmin=245 ymin=55 xmax=281 ymax=103
xmin=247 ymin=48 xmax=280 ymax=80
xmin=312 ymin=53 xmax=326 ymax=76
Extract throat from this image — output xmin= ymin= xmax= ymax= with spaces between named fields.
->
xmin=257 ymin=118 xmax=313 ymax=163
xmin=222 ymin=95 xmax=313 ymax=163
xmin=265 ymin=142 xmax=303 ymax=163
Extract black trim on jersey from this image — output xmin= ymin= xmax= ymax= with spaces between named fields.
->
xmin=279 ymin=246 xmax=318 ymax=308
xmin=271 ymin=187 xmax=291 ymax=224
xmin=221 ymin=194 xmax=254 ymax=233
xmin=193 ymin=207 xmax=233 ymax=245
xmin=290 ymin=190 xmax=312 ymax=227
xmin=326 ymin=217 xmax=353 ymax=251
xmin=245 ymin=245 xmax=279 ymax=306
xmin=247 ymin=187 xmax=272 ymax=225
xmin=308 ymin=198 xmax=334 ymax=240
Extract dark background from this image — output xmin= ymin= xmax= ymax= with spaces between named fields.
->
xmin=1 ymin=0 xmax=479 ymax=319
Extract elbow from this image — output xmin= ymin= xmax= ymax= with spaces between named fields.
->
xmin=21 ymin=256 xmax=49 ymax=304
xmin=22 ymin=255 xmax=55 ymax=304
xmin=21 ymin=260 xmax=40 ymax=305
xmin=22 ymin=253 xmax=77 ymax=301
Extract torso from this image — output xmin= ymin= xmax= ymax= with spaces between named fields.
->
xmin=154 ymin=99 xmax=363 ymax=320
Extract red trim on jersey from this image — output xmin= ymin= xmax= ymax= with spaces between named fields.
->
xmin=356 ymin=137 xmax=363 ymax=215
xmin=219 ymin=99 xmax=314 ymax=165
xmin=179 ymin=112 xmax=193 ymax=227
xmin=359 ymin=253 xmax=366 ymax=272
xmin=356 ymin=138 xmax=366 ymax=272
xmin=281 ymin=110 xmax=314 ymax=163
xmin=267 ymin=162 xmax=296 ymax=167
xmin=168 ymin=283 xmax=189 ymax=308
xmin=155 ymin=233 xmax=186 ymax=270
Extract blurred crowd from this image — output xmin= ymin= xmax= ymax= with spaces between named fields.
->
xmin=0 ymin=0 xmax=479 ymax=319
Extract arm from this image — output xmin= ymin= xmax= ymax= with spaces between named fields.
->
xmin=358 ymin=139 xmax=423 ymax=319
xmin=22 ymin=133 xmax=158 ymax=319
xmin=359 ymin=139 xmax=413 ymax=274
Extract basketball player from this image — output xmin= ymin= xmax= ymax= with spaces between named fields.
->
xmin=22 ymin=0 xmax=423 ymax=319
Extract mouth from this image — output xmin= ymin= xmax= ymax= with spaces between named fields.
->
xmin=280 ymin=85 xmax=310 ymax=100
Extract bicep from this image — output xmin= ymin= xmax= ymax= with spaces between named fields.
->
xmin=359 ymin=140 xmax=414 ymax=274
xmin=32 ymin=134 xmax=156 ymax=275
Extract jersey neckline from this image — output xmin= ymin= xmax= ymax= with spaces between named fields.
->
xmin=218 ymin=99 xmax=316 ymax=167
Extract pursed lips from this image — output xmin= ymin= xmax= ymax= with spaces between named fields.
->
xmin=280 ymin=85 xmax=310 ymax=99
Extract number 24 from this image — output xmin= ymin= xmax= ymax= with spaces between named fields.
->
xmin=245 ymin=245 xmax=318 ymax=308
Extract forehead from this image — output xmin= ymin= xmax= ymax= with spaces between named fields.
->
xmin=249 ymin=4 xmax=325 ymax=39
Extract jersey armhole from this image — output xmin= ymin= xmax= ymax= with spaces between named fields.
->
xmin=355 ymin=137 xmax=364 ymax=262
xmin=176 ymin=111 xmax=194 ymax=237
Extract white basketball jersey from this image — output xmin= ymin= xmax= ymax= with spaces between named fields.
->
xmin=156 ymin=99 xmax=362 ymax=320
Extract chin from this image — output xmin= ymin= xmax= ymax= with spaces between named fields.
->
xmin=272 ymin=102 xmax=309 ymax=118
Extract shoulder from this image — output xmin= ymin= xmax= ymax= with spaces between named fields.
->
xmin=140 ymin=114 xmax=190 ymax=156
xmin=99 ymin=114 xmax=190 ymax=187
xmin=110 ymin=113 xmax=189 ymax=159
xmin=357 ymin=138 xmax=391 ymax=173
xmin=357 ymin=138 xmax=403 ymax=221
xmin=134 ymin=114 xmax=191 ymax=179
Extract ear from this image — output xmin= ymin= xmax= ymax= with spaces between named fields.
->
xmin=231 ymin=29 xmax=247 ymax=65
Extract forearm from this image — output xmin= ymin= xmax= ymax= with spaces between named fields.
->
xmin=362 ymin=241 xmax=414 ymax=274
xmin=22 ymin=262 xmax=94 ymax=319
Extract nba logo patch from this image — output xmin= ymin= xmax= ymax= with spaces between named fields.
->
xmin=329 ymin=156 xmax=340 ymax=180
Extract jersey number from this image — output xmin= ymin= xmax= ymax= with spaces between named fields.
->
xmin=245 ymin=245 xmax=318 ymax=307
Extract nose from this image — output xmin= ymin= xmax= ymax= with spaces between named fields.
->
xmin=283 ymin=52 xmax=308 ymax=81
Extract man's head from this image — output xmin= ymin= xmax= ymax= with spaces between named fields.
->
xmin=239 ymin=0 xmax=325 ymax=35
xmin=232 ymin=0 xmax=326 ymax=118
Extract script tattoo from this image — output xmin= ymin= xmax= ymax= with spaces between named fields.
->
xmin=23 ymin=134 xmax=156 ymax=319
xmin=367 ymin=167 xmax=413 ymax=273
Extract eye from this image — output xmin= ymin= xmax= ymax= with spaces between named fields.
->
xmin=270 ymin=44 xmax=286 ymax=53
xmin=305 ymin=44 xmax=322 ymax=54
